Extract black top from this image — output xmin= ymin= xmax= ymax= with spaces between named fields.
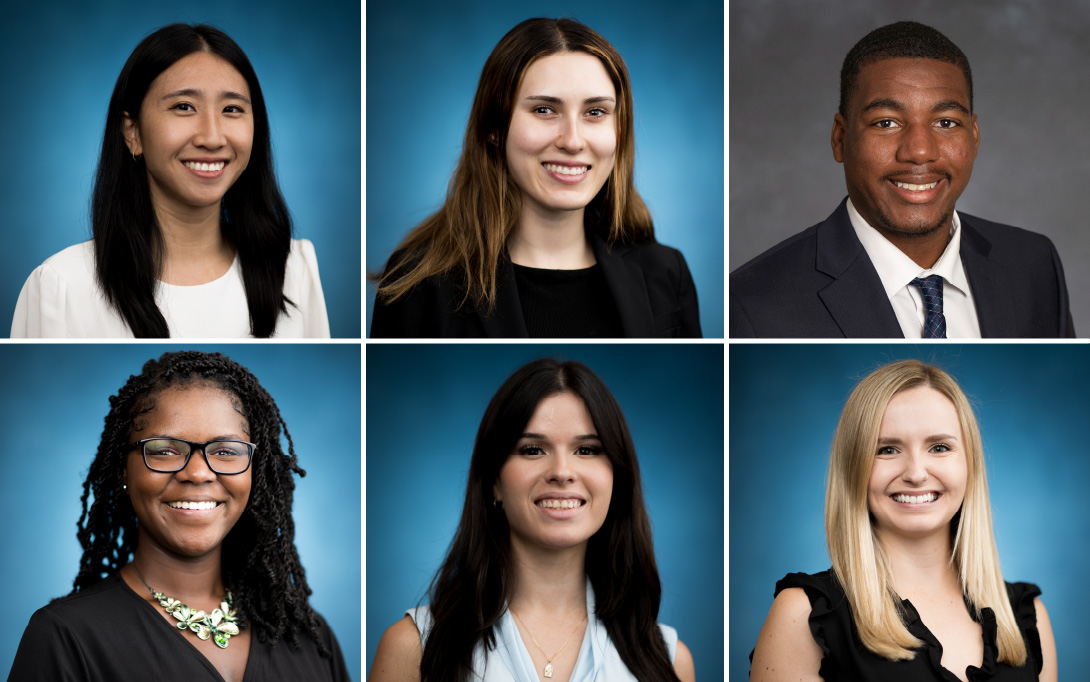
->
xmin=8 ymin=574 xmax=350 ymax=682
xmin=751 ymin=569 xmax=1043 ymax=682
xmin=511 ymin=263 xmax=624 ymax=337
xmin=371 ymin=229 xmax=701 ymax=338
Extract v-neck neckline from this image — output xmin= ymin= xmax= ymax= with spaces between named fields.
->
xmin=118 ymin=573 xmax=254 ymax=682
xmin=899 ymin=595 xmax=995 ymax=682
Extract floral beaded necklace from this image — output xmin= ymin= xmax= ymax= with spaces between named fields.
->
xmin=132 ymin=564 xmax=242 ymax=649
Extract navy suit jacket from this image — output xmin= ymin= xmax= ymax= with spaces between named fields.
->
xmin=371 ymin=231 xmax=701 ymax=338
xmin=730 ymin=199 xmax=1075 ymax=338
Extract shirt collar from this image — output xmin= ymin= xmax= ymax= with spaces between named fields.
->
xmin=846 ymin=198 xmax=972 ymax=297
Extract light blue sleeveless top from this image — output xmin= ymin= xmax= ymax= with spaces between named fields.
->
xmin=407 ymin=578 xmax=678 ymax=681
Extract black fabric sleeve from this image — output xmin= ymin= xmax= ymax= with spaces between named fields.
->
xmin=8 ymin=608 xmax=90 ymax=682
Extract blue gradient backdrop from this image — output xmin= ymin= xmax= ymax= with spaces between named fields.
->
xmin=729 ymin=344 xmax=1090 ymax=679
xmin=366 ymin=344 xmax=724 ymax=677
xmin=1 ymin=1 xmax=361 ymax=337
xmin=0 ymin=344 xmax=361 ymax=681
xmin=364 ymin=0 xmax=724 ymax=337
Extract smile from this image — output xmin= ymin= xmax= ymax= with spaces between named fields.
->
xmin=891 ymin=492 xmax=940 ymax=504
xmin=536 ymin=499 xmax=586 ymax=509
xmin=892 ymin=180 xmax=939 ymax=191
xmin=183 ymin=161 xmax=226 ymax=172
xmin=542 ymin=163 xmax=588 ymax=175
xmin=167 ymin=501 xmax=222 ymax=510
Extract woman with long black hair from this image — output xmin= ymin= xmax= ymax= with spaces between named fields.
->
xmin=11 ymin=24 xmax=329 ymax=338
xmin=8 ymin=350 xmax=348 ymax=680
xmin=370 ymin=358 xmax=695 ymax=681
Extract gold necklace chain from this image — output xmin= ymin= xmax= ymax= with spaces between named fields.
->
xmin=509 ymin=606 xmax=587 ymax=679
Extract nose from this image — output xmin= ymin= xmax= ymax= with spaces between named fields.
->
xmin=546 ymin=450 xmax=576 ymax=484
xmin=555 ymin=113 xmax=585 ymax=153
xmin=895 ymin=121 xmax=940 ymax=165
xmin=174 ymin=447 xmax=218 ymax=483
xmin=900 ymin=450 xmax=929 ymax=486
xmin=193 ymin=110 xmax=226 ymax=149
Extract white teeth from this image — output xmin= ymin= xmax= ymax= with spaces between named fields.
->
xmin=168 ymin=501 xmax=218 ymax=510
xmin=893 ymin=180 xmax=939 ymax=191
xmin=184 ymin=161 xmax=225 ymax=172
xmin=892 ymin=492 xmax=938 ymax=504
xmin=537 ymin=499 xmax=584 ymax=509
xmin=543 ymin=163 xmax=588 ymax=176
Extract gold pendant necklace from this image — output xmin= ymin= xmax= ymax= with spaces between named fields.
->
xmin=510 ymin=606 xmax=587 ymax=679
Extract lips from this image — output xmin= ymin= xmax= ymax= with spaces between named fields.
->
xmin=885 ymin=174 xmax=947 ymax=203
xmin=542 ymin=162 xmax=590 ymax=185
xmin=182 ymin=160 xmax=228 ymax=178
xmin=890 ymin=491 xmax=942 ymax=505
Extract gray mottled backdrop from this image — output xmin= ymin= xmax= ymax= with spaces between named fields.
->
xmin=729 ymin=0 xmax=1090 ymax=333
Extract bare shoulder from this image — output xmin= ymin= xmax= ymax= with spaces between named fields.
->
xmin=749 ymin=587 xmax=823 ymax=682
xmin=673 ymin=639 xmax=695 ymax=682
xmin=369 ymin=616 xmax=423 ymax=682
xmin=1034 ymin=597 xmax=1057 ymax=682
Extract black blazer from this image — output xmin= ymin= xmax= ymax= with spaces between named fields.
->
xmin=730 ymin=198 xmax=1075 ymax=338
xmin=371 ymin=231 xmax=701 ymax=338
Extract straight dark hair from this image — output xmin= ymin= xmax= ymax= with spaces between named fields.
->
xmin=421 ymin=358 xmax=678 ymax=682
xmin=93 ymin=24 xmax=293 ymax=337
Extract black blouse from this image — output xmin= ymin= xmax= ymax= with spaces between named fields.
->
xmin=511 ymin=263 xmax=624 ymax=338
xmin=753 ymin=569 xmax=1043 ymax=682
xmin=9 ymin=573 xmax=350 ymax=681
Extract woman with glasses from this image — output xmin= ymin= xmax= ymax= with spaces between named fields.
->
xmin=9 ymin=351 xmax=349 ymax=680
xmin=11 ymin=24 xmax=329 ymax=338
xmin=370 ymin=18 xmax=700 ymax=338
xmin=370 ymin=358 xmax=695 ymax=681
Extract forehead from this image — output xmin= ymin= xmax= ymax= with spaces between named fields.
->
xmin=848 ymin=56 xmax=969 ymax=113
xmin=517 ymin=52 xmax=615 ymax=98
xmin=879 ymin=385 xmax=960 ymax=431
xmin=524 ymin=391 xmax=595 ymax=431
xmin=147 ymin=51 xmax=250 ymax=98
xmin=135 ymin=384 xmax=248 ymax=434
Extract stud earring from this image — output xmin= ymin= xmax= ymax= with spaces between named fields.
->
xmin=122 ymin=483 xmax=128 ymax=491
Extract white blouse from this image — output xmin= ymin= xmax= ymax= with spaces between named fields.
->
xmin=10 ymin=239 xmax=330 ymax=338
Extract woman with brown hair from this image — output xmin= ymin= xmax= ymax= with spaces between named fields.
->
xmin=370 ymin=18 xmax=700 ymax=338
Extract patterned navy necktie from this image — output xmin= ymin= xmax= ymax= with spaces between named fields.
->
xmin=910 ymin=275 xmax=947 ymax=338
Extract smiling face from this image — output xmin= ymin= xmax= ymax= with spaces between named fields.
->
xmin=832 ymin=57 xmax=979 ymax=239
xmin=493 ymin=391 xmax=613 ymax=553
xmin=505 ymin=52 xmax=618 ymax=223
xmin=867 ymin=385 xmax=967 ymax=541
xmin=125 ymin=384 xmax=252 ymax=559
xmin=123 ymin=51 xmax=254 ymax=216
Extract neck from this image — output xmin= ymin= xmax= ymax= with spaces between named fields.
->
xmin=129 ymin=530 xmax=226 ymax=604
xmin=883 ymin=230 xmax=951 ymax=270
xmin=507 ymin=204 xmax=594 ymax=270
xmin=877 ymin=525 xmax=961 ymax=599
xmin=507 ymin=536 xmax=588 ymax=619
xmin=150 ymin=193 xmax=234 ymax=286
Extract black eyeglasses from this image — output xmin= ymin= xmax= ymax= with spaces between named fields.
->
xmin=129 ymin=438 xmax=256 ymax=475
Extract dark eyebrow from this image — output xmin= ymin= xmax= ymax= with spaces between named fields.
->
xmin=861 ymin=97 xmax=970 ymax=116
xmin=160 ymin=88 xmax=251 ymax=105
xmin=932 ymin=99 xmax=971 ymax=115
xmin=861 ymin=98 xmax=905 ymax=113
xmin=876 ymin=433 xmax=959 ymax=445
xmin=520 ymin=432 xmax=601 ymax=441
xmin=525 ymin=95 xmax=616 ymax=105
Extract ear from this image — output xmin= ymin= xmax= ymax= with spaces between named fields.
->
xmin=492 ymin=482 xmax=501 ymax=503
xmin=831 ymin=112 xmax=847 ymax=163
xmin=970 ymin=112 xmax=980 ymax=160
xmin=122 ymin=111 xmax=142 ymax=157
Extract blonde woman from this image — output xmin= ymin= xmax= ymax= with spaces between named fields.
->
xmin=751 ymin=360 xmax=1056 ymax=681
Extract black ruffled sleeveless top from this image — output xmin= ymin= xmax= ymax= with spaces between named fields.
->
xmin=752 ymin=569 xmax=1043 ymax=681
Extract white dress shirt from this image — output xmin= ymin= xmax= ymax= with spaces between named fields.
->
xmin=847 ymin=198 xmax=981 ymax=339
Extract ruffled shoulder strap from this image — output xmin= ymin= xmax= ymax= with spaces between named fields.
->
xmin=773 ymin=570 xmax=848 ymax=659
xmin=1005 ymin=581 xmax=1043 ymax=674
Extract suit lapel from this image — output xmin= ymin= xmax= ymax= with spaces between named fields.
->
xmin=958 ymin=218 xmax=1015 ymax=337
xmin=476 ymin=253 xmax=529 ymax=337
xmin=590 ymin=232 xmax=656 ymax=337
xmin=815 ymin=200 xmax=904 ymax=338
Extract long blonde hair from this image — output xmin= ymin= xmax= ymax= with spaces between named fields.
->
xmin=825 ymin=360 xmax=1026 ymax=664
xmin=375 ymin=18 xmax=654 ymax=312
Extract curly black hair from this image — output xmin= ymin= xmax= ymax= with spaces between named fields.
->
xmin=71 ymin=350 xmax=327 ymax=655
xmin=840 ymin=21 xmax=973 ymax=116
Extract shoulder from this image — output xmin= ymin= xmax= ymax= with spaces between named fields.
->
xmin=750 ymin=584 xmax=824 ymax=681
xmin=31 ymin=241 xmax=97 ymax=283
xmin=959 ymin=213 xmax=1062 ymax=262
xmin=287 ymin=238 xmax=320 ymax=269
xmin=673 ymin=639 xmax=695 ymax=682
xmin=730 ymin=220 xmax=826 ymax=286
xmin=370 ymin=615 xmax=423 ymax=681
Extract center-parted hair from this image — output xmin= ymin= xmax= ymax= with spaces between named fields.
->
xmin=422 ymin=359 xmax=678 ymax=682
xmin=826 ymin=360 xmax=1026 ymax=665
xmin=94 ymin=24 xmax=294 ymax=338
xmin=71 ymin=351 xmax=327 ymax=655
xmin=839 ymin=21 xmax=973 ymax=116
xmin=376 ymin=18 xmax=654 ymax=313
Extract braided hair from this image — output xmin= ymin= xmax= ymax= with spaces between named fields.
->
xmin=72 ymin=350 xmax=327 ymax=654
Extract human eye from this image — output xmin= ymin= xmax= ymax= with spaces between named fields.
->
xmin=585 ymin=107 xmax=609 ymax=120
xmin=145 ymin=439 xmax=185 ymax=458
xmin=873 ymin=119 xmax=898 ymax=129
xmin=935 ymin=118 xmax=960 ymax=129
xmin=223 ymin=105 xmax=245 ymax=114
xmin=518 ymin=444 xmax=545 ymax=457
xmin=169 ymin=102 xmax=195 ymax=113
xmin=208 ymin=442 xmax=247 ymax=459
xmin=531 ymin=105 xmax=556 ymax=116
xmin=876 ymin=445 xmax=898 ymax=456
xmin=930 ymin=443 xmax=952 ymax=453
xmin=576 ymin=444 xmax=604 ymax=456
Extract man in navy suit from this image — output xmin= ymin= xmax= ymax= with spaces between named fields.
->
xmin=730 ymin=21 xmax=1074 ymax=338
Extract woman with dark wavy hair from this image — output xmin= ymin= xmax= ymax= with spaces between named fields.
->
xmin=11 ymin=24 xmax=329 ymax=338
xmin=9 ymin=351 xmax=348 ymax=681
xmin=370 ymin=358 xmax=695 ymax=681
xmin=370 ymin=18 xmax=700 ymax=338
